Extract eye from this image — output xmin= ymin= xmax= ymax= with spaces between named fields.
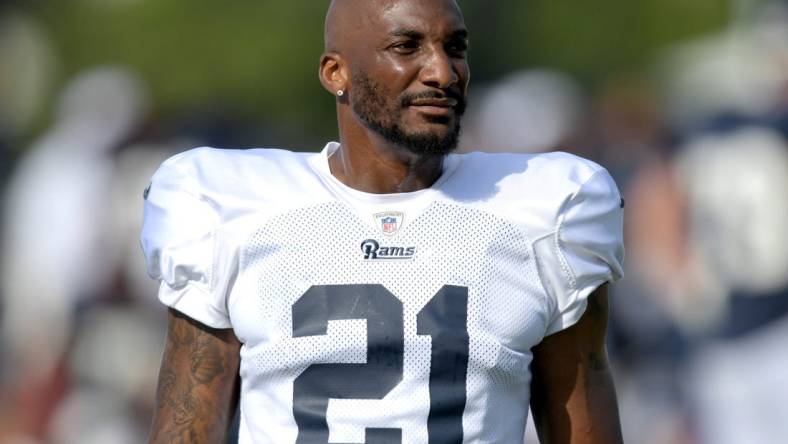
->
xmin=446 ymin=40 xmax=468 ymax=58
xmin=391 ymin=40 xmax=419 ymax=54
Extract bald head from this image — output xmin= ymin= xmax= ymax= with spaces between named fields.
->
xmin=324 ymin=0 xmax=463 ymax=53
xmin=324 ymin=0 xmax=359 ymax=52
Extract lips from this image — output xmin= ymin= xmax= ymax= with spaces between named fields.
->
xmin=408 ymin=97 xmax=458 ymax=108
xmin=407 ymin=97 xmax=458 ymax=117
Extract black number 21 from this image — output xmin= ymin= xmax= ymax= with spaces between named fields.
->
xmin=292 ymin=285 xmax=470 ymax=444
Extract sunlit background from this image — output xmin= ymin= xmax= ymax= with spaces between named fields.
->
xmin=1 ymin=0 xmax=787 ymax=443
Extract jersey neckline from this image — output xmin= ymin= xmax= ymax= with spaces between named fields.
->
xmin=308 ymin=141 xmax=462 ymax=205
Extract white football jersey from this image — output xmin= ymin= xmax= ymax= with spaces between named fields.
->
xmin=140 ymin=142 xmax=624 ymax=444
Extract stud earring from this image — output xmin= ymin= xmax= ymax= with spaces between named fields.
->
xmin=337 ymin=90 xmax=344 ymax=97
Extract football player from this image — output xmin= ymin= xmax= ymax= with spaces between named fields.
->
xmin=142 ymin=0 xmax=625 ymax=442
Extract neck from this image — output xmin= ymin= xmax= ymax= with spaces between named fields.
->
xmin=330 ymin=114 xmax=446 ymax=194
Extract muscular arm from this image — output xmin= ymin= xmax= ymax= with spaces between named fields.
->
xmin=530 ymin=285 xmax=624 ymax=444
xmin=148 ymin=308 xmax=241 ymax=444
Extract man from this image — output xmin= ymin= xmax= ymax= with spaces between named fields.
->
xmin=141 ymin=0 xmax=625 ymax=442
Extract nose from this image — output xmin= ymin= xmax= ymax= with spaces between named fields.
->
xmin=420 ymin=46 xmax=459 ymax=89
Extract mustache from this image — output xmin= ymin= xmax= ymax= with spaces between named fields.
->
xmin=401 ymin=90 xmax=467 ymax=113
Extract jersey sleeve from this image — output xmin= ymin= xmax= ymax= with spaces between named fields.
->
xmin=534 ymin=168 xmax=625 ymax=336
xmin=139 ymin=155 xmax=233 ymax=328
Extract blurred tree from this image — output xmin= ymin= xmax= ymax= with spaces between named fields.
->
xmin=466 ymin=0 xmax=729 ymax=84
xmin=17 ymin=0 xmax=729 ymax=148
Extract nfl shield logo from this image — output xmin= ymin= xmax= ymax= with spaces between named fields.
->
xmin=382 ymin=217 xmax=397 ymax=233
xmin=374 ymin=211 xmax=404 ymax=236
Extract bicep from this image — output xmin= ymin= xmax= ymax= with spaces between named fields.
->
xmin=529 ymin=285 xmax=623 ymax=444
xmin=148 ymin=308 xmax=241 ymax=444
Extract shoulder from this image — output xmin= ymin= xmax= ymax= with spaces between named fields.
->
xmin=153 ymin=146 xmax=312 ymax=189
xmin=149 ymin=147 xmax=319 ymax=218
xmin=453 ymin=152 xmax=625 ymax=335
xmin=448 ymin=151 xmax=620 ymax=235
xmin=161 ymin=146 xmax=311 ymax=168
xmin=456 ymin=150 xmax=610 ymax=191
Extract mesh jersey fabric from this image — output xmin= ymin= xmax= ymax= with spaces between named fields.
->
xmin=140 ymin=142 xmax=624 ymax=443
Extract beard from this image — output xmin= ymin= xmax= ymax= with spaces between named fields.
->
xmin=350 ymin=71 xmax=466 ymax=156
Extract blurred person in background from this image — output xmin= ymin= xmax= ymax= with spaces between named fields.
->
xmin=141 ymin=0 xmax=625 ymax=442
xmin=677 ymin=127 xmax=788 ymax=444
xmin=0 ymin=67 xmax=153 ymax=443
xmin=460 ymin=69 xmax=583 ymax=154
xmin=613 ymin=3 xmax=788 ymax=443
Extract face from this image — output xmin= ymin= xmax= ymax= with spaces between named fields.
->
xmin=347 ymin=0 xmax=470 ymax=156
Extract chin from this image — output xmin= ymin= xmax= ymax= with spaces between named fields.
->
xmin=398 ymin=128 xmax=461 ymax=156
xmin=407 ymin=107 xmax=455 ymax=125
xmin=360 ymin=110 xmax=462 ymax=156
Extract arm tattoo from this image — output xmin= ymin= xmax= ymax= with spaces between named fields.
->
xmin=190 ymin=333 xmax=228 ymax=385
xmin=588 ymin=351 xmax=609 ymax=371
xmin=149 ymin=310 xmax=239 ymax=444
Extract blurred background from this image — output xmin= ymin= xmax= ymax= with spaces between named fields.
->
xmin=1 ymin=0 xmax=787 ymax=443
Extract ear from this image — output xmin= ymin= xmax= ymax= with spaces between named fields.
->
xmin=319 ymin=52 xmax=349 ymax=98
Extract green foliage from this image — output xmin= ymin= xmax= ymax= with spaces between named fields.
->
xmin=21 ymin=0 xmax=729 ymax=145
xmin=465 ymin=0 xmax=729 ymax=83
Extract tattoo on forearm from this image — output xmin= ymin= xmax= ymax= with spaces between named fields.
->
xmin=587 ymin=351 xmax=609 ymax=371
xmin=190 ymin=335 xmax=227 ymax=385
xmin=150 ymin=312 xmax=238 ymax=443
